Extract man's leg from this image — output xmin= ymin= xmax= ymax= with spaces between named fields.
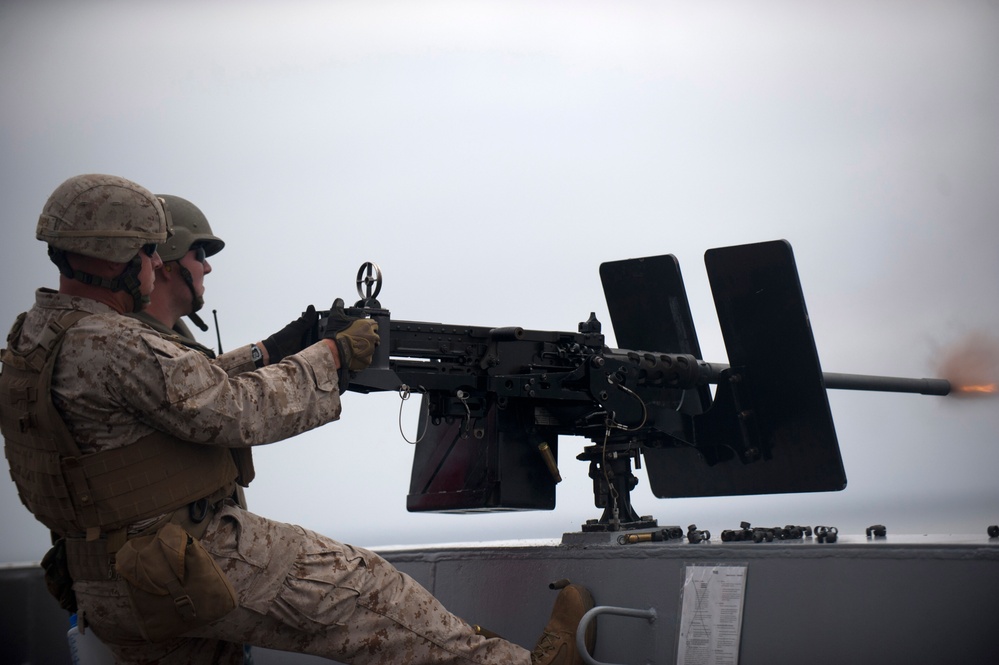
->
xmin=199 ymin=505 xmax=532 ymax=664
xmin=75 ymin=504 xmax=591 ymax=665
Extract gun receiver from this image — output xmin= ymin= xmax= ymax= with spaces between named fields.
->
xmin=320 ymin=241 xmax=949 ymax=532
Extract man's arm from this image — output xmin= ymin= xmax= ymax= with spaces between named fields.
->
xmin=125 ymin=332 xmax=345 ymax=448
xmin=215 ymin=338 xmax=341 ymax=376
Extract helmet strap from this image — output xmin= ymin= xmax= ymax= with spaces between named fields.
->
xmin=47 ymin=246 xmax=76 ymax=279
xmin=120 ymin=256 xmax=149 ymax=313
xmin=175 ymin=263 xmax=204 ymax=313
xmin=48 ymin=247 xmax=147 ymax=312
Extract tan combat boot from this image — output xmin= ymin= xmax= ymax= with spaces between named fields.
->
xmin=530 ymin=583 xmax=596 ymax=665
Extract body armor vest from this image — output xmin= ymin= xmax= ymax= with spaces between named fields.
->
xmin=1 ymin=311 xmax=238 ymax=538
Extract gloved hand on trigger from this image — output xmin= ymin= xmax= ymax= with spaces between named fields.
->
xmin=262 ymin=305 xmax=320 ymax=364
xmin=323 ymin=299 xmax=379 ymax=372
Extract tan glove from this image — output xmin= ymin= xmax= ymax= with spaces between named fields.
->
xmin=322 ymin=299 xmax=380 ymax=372
xmin=333 ymin=318 xmax=380 ymax=371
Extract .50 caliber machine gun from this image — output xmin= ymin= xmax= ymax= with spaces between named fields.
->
xmin=321 ymin=240 xmax=950 ymax=532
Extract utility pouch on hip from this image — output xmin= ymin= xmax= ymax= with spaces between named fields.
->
xmin=41 ymin=537 xmax=78 ymax=613
xmin=114 ymin=522 xmax=236 ymax=643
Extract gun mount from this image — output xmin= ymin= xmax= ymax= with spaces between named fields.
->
xmin=326 ymin=240 xmax=951 ymax=532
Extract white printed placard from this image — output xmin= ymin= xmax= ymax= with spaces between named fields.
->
xmin=677 ymin=564 xmax=748 ymax=665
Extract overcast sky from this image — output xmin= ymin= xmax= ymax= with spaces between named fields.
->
xmin=2 ymin=0 xmax=998 ymax=563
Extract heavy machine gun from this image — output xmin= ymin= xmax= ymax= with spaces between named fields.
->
xmin=322 ymin=240 xmax=950 ymax=532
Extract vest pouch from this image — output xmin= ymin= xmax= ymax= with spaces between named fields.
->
xmin=114 ymin=522 xmax=236 ymax=642
xmin=41 ymin=537 xmax=78 ymax=613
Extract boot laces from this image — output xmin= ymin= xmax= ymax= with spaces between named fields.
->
xmin=530 ymin=630 xmax=565 ymax=664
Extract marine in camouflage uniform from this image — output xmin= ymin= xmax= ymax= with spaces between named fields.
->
xmin=0 ymin=174 xmax=595 ymax=665
xmin=128 ymin=194 xmax=259 ymax=509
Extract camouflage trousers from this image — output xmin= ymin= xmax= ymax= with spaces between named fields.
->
xmin=74 ymin=504 xmax=531 ymax=664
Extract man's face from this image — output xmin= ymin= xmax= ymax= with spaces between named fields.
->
xmin=180 ymin=244 xmax=212 ymax=299
xmin=138 ymin=244 xmax=163 ymax=298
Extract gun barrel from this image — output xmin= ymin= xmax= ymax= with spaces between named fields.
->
xmin=698 ymin=363 xmax=951 ymax=396
xmin=821 ymin=372 xmax=951 ymax=396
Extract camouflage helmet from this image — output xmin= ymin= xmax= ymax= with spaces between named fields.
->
xmin=36 ymin=174 xmax=169 ymax=262
xmin=156 ymin=195 xmax=225 ymax=262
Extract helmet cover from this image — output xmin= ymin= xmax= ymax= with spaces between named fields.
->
xmin=36 ymin=174 xmax=169 ymax=262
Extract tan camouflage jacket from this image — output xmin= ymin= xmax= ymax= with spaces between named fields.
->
xmin=7 ymin=288 xmax=342 ymax=455
xmin=128 ymin=310 xmax=257 ymax=376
